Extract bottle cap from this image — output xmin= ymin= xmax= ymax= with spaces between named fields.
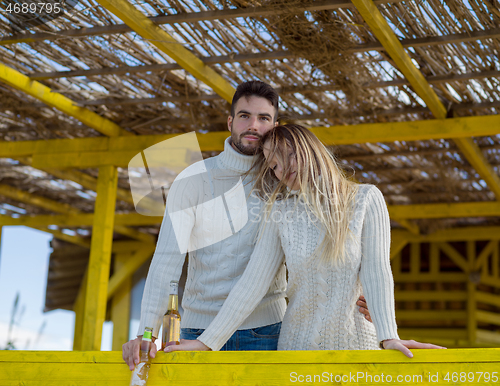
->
xmin=143 ymin=327 xmax=153 ymax=341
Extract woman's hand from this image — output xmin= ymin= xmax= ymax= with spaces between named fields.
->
xmin=382 ymin=339 xmax=446 ymax=358
xmin=164 ymin=339 xmax=212 ymax=352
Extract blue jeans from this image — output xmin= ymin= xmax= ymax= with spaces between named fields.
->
xmin=180 ymin=322 xmax=281 ymax=351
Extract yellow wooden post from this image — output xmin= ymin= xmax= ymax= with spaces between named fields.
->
xmin=73 ymin=269 xmax=88 ymax=350
xmin=81 ymin=165 xmax=118 ymax=351
xmin=467 ymin=241 xmax=477 ymax=346
xmin=111 ymin=252 xmax=132 ymax=351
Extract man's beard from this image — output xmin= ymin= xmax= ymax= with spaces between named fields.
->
xmin=230 ymin=127 xmax=262 ymax=155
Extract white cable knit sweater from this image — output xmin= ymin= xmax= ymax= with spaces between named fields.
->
xmin=137 ymin=139 xmax=287 ymax=338
xmin=198 ymin=184 xmax=399 ymax=351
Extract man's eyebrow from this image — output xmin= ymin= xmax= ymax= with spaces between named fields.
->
xmin=236 ymin=109 xmax=272 ymax=118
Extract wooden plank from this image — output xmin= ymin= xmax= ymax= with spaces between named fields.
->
xmin=476 ymin=330 xmax=500 ymax=345
xmin=392 ymin=227 xmax=500 ymax=243
xmin=73 ymin=269 xmax=88 ymax=350
xmin=395 ymin=291 xmax=467 ymax=301
xmin=476 ymin=292 xmax=500 ymax=308
xmin=394 ymin=273 xmax=467 ymax=283
xmin=81 ymin=166 xmax=118 ymax=351
xmin=395 ymin=310 xmax=467 ymax=321
xmin=476 ymin=310 xmax=500 ymax=326
xmin=398 ymin=328 xmax=467 ymax=340
xmin=1 ymin=348 xmax=499 ymax=364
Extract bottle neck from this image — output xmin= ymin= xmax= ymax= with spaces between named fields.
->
xmin=167 ymin=293 xmax=178 ymax=311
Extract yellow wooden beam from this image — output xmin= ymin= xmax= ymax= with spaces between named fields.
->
xmin=395 ymin=291 xmax=467 ymax=301
xmin=392 ymin=227 xmax=500 ymax=243
xmin=95 ymin=0 xmax=234 ymax=103
xmin=474 ymin=240 xmax=495 ymax=271
xmin=107 ymin=246 xmax=155 ymax=300
xmin=396 ymin=310 xmax=467 ymax=321
xmin=454 ymin=137 xmax=500 ymax=199
xmin=351 ymin=0 xmax=446 ymax=118
xmin=0 ymin=213 xmax=162 ymax=227
xmin=0 ymin=185 xmax=152 ymax=242
xmin=81 ymin=166 xmax=118 ymax=351
xmin=1 ymin=114 xmax=499 ymax=160
xmin=476 ymin=291 xmax=500 ymax=308
xmin=398 ymin=328 xmax=467 ymax=341
xmin=351 ymin=0 xmax=500 ymax=199
xmin=437 ymin=242 xmax=469 ymax=273
xmin=0 ymin=62 xmax=130 ymax=137
xmin=15 ymin=156 xmax=134 ymax=205
xmin=467 ymin=241 xmax=477 ymax=345
xmin=389 ymin=201 xmax=500 ymax=220
xmin=111 ymin=253 xmax=132 ymax=351
xmin=394 ymin=219 xmax=419 ymax=235
xmin=394 ymin=273 xmax=467 ymax=282
xmin=73 ymin=269 xmax=88 ymax=351
xmin=476 ymin=329 xmax=500 ymax=344
xmin=34 ymin=227 xmax=91 ymax=249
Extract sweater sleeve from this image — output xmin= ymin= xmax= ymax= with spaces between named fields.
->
xmin=137 ymin=176 xmax=197 ymax=338
xmin=197 ymin=211 xmax=285 ymax=351
xmin=359 ymin=186 xmax=399 ymax=344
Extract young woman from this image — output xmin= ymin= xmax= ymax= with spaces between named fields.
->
xmin=167 ymin=124 xmax=445 ymax=357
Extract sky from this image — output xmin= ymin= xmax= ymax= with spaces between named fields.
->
xmin=0 ymin=226 xmax=120 ymax=351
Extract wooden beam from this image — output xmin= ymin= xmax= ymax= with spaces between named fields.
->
xmin=33 ymin=227 xmax=91 ymax=249
xmin=437 ymin=242 xmax=469 ymax=273
xmin=15 ymin=157 xmax=134 ymax=205
xmin=0 ymin=213 xmax=163 ymax=227
xmin=81 ymin=166 xmax=118 ymax=351
xmin=72 ymin=269 xmax=88 ymax=350
xmin=111 ymin=253 xmax=132 ymax=351
xmin=389 ymin=201 xmax=500 ymax=220
xmin=95 ymin=0 xmax=234 ymax=103
xmin=0 ymin=0 xmax=401 ymax=45
xmin=1 ymin=114 xmax=499 ymax=159
xmin=392 ymin=227 xmax=500 ymax=243
xmin=467 ymin=241 xmax=477 ymax=345
xmin=107 ymin=246 xmax=155 ymax=300
xmin=0 ymin=185 xmax=152 ymax=242
xmin=0 ymin=114 xmax=492 ymax=163
xmin=0 ymin=62 xmax=130 ymax=137
xmin=351 ymin=0 xmax=500 ymax=200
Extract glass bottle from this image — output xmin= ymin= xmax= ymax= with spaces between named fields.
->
xmin=130 ymin=327 xmax=153 ymax=386
xmin=162 ymin=280 xmax=181 ymax=349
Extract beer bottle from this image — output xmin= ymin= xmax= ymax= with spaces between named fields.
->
xmin=130 ymin=327 xmax=153 ymax=386
xmin=162 ymin=280 xmax=181 ymax=349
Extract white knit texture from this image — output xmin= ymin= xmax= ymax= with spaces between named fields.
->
xmin=198 ymin=184 xmax=399 ymax=351
xmin=137 ymin=139 xmax=287 ymax=338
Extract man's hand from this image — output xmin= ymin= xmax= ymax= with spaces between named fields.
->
xmin=164 ymin=339 xmax=211 ymax=352
xmin=122 ymin=337 xmax=157 ymax=371
xmin=382 ymin=339 xmax=446 ymax=358
xmin=356 ymin=295 xmax=372 ymax=323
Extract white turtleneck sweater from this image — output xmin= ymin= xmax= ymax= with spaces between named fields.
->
xmin=198 ymin=184 xmax=399 ymax=351
xmin=137 ymin=139 xmax=287 ymax=338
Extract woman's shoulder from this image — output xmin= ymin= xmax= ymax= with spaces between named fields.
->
xmin=354 ymin=184 xmax=386 ymax=209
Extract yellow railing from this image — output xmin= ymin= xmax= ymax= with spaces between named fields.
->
xmin=1 ymin=349 xmax=500 ymax=385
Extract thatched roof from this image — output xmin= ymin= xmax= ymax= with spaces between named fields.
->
xmin=1 ymin=0 xmax=500 ymax=238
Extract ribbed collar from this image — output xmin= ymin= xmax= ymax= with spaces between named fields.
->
xmin=217 ymin=137 xmax=255 ymax=173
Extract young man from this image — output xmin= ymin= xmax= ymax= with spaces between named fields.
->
xmin=122 ymin=81 xmax=371 ymax=368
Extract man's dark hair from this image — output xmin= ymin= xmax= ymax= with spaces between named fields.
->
xmin=231 ymin=80 xmax=279 ymax=121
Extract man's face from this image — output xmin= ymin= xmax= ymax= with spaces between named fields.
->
xmin=228 ymin=96 xmax=277 ymax=155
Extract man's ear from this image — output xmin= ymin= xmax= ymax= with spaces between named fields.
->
xmin=227 ymin=115 xmax=233 ymax=133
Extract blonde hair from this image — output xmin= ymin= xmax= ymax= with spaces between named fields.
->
xmin=251 ymin=124 xmax=359 ymax=263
